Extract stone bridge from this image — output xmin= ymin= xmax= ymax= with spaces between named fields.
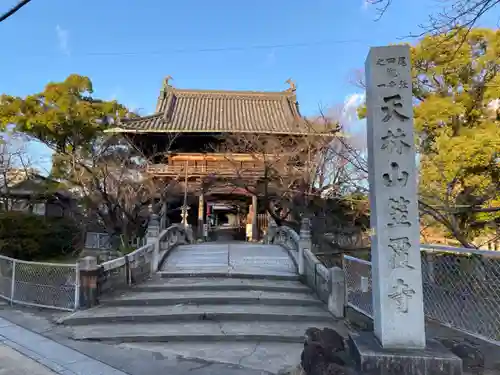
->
xmin=59 ymin=219 xmax=348 ymax=374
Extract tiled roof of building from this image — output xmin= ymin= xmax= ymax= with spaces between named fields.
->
xmin=109 ymin=79 xmax=331 ymax=135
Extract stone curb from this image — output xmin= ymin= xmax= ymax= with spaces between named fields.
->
xmin=71 ymin=333 xmax=309 ymax=344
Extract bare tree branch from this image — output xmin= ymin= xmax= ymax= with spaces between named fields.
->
xmin=366 ymin=0 xmax=500 ymax=37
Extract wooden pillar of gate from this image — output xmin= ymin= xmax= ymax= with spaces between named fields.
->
xmin=251 ymin=195 xmax=258 ymax=241
xmin=198 ymin=194 xmax=204 ymax=240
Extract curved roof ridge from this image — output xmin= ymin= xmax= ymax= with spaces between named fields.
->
xmin=108 ymin=79 xmax=331 ymax=136
xmin=170 ymin=87 xmax=295 ymax=97
xmin=120 ymin=113 xmax=163 ymax=122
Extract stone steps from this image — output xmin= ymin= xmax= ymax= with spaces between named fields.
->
xmin=158 ymin=243 xmax=298 ymax=280
xmin=59 ymin=274 xmax=340 ymax=367
xmin=60 ymin=304 xmax=333 ymax=325
xmin=158 ymin=270 xmax=299 ymax=280
xmin=67 ymin=321 xmax=340 ymax=343
xmin=131 ymin=277 xmax=309 ymax=293
xmin=57 ymin=241 xmax=344 ymax=374
xmin=99 ymin=289 xmax=322 ymax=307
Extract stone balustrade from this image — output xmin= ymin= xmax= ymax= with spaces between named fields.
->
xmin=156 ymin=223 xmax=194 ymax=270
xmin=267 ymin=217 xmax=345 ymax=319
xmin=77 ymin=218 xmax=194 ymax=309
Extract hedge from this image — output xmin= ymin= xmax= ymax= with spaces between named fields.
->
xmin=0 ymin=211 xmax=81 ymax=261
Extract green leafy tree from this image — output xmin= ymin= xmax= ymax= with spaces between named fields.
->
xmin=359 ymin=28 xmax=500 ymax=248
xmin=0 ymin=75 xmax=167 ymax=247
xmin=412 ymin=28 xmax=500 ymax=248
xmin=0 ymin=74 xmax=127 ymax=154
xmin=0 ymin=211 xmax=80 ymax=261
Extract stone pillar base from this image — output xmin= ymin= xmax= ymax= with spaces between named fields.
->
xmin=348 ymin=332 xmax=462 ymax=375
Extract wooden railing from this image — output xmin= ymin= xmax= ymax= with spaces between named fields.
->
xmin=146 ymin=163 xmax=307 ymax=177
xmin=146 ymin=164 xmax=263 ymax=177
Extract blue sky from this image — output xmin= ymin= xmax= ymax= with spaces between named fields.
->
xmin=1 ymin=0 xmax=498 ymax=172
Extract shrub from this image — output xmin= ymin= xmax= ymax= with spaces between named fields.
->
xmin=0 ymin=211 xmax=81 ymax=261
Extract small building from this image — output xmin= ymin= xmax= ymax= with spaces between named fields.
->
xmin=0 ymin=172 xmax=77 ymax=218
xmin=106 ymin=78 xmax=334 ymax=241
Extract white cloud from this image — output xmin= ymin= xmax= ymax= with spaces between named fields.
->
xmin=128 ymin=104 xmax=142 ymax=115
xmin=56 ymin=25 xmax=70 ymax=56
xmin=340 ymin=92 xmax=367 ymax=151
xmin=488 ymin=98 xmax=500 ymax=111
xmin=342 ymin=92 xmax=365 ymax=123
xmin=109 ymin=87 xmax=123 ymax=101
xmin=361 ymin=0 xmax=371 ymax=11
xmin=0 ymin=124 xmax=16 ymax=143
xmin=105 ymin=87 xmax=143 ymax=115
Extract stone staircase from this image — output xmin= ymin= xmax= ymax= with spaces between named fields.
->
xmin=59 ymin=273 xmax=345 ymax=373
xmin=61 ymin=274 xmax=340 ymax=342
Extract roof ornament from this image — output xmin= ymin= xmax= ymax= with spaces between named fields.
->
xmin=285 ymin=78 xmax=296 ymax=92
xmin=163 ymin=75 xmax=173 ymax=88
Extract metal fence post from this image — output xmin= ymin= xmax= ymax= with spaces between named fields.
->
xmin=74 ymin=262 xmax=80 ymax=310
xmin=10 ymin=259 xmax=16 ymax=305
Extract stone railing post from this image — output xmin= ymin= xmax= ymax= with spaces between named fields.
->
xmin=425 ymin=252 xmax=435 ymax=284
xmin=328 ymin=266 xmax=346 ymax=318
xmin=78 ymin=256 xmax=99 ymax=309
xmin=147 ymin=213 xmax=160 ymax=273
xmin=298 ymin=217 xmax=311 ymax=276
xmin=267 ymin=219 xmax=277 ymax=244
xmin=160 ymin=202 xmax=167 ymax=230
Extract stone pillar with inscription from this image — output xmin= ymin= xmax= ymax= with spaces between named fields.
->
xmin=367 ymin=45 xmax=425 ymax=349
xmin=348 ymin=45 xmax=462 ymax=375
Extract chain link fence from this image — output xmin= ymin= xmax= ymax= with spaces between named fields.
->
xmin=421 ymin=244 xmax=500 ymax=344
xmin=343 ymin=245 xmax=500 ymax=345
xmin=343 ymin=254 xmax=373 ymax=317
xmin=0 ymin=255 xmax=78 ymax=311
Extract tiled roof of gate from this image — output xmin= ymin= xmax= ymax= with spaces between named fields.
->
xmin=108 ymin=80 xmax=329 ymax=135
